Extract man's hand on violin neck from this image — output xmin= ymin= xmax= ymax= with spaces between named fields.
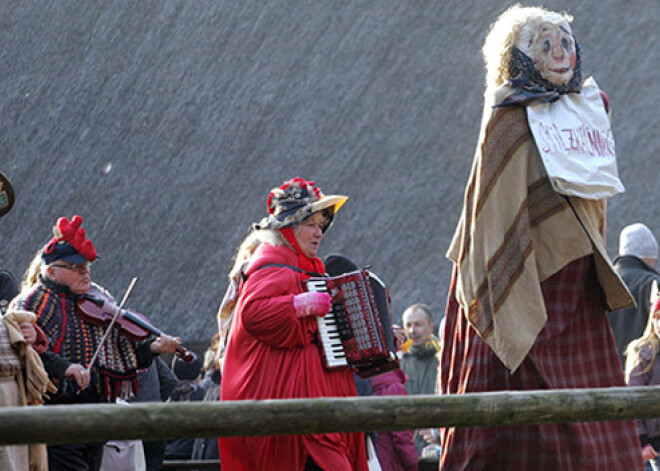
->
xmin=150 ymin=334 xmax=181 ymax=354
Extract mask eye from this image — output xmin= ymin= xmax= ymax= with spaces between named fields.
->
xmin=562 ymin=37 xmax=569 ymax=50
xmin=543 ymin=40 xmax=550 ymax=54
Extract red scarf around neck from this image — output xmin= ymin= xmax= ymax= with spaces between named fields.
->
xmin=279 ymin=227 xmax=325 ymax=279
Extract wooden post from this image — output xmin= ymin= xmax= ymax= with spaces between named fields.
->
xmin=0 ymin=386 xmax=658 ymax=445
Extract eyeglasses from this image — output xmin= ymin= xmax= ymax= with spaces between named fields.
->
xmin=50 ymin=262 xmax=91 ymax=274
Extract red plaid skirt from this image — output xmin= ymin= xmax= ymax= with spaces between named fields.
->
xmin=439 ymin=256 xmax=643 ymax=470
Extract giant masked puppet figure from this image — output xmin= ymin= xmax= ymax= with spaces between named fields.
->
xmin=438 ymin=6 xmax=644 ymax=470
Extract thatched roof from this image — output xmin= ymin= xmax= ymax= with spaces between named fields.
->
xmin=2 ymin=1 xmax=659 ymax=350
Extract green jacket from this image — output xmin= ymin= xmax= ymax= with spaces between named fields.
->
xmin=401 ymin=343 xmax=439 ymax=396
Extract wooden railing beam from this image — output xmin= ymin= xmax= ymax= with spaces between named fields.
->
xmin=0 ymin=386 xmax=658 ymax=445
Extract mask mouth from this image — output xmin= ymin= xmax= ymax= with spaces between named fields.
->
xmin=549 ymin=67 xmax=570 ymax=74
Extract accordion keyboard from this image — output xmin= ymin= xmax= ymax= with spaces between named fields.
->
xmin=306 ymin=279 xmax=349 ymax=369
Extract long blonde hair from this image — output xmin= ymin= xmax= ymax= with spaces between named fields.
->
xmin=216 ymin=228 xmax=287 ymax=362
xmin=21 ymin=250 xmax=44 ymax=292
xmin=625 ymin=302 xmax=660 ymax=381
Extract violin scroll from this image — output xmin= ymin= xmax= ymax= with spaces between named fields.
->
xmin=177 ymin=349 xmax=197 ymax=363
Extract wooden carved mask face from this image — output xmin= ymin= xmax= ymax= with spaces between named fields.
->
xmin=517 ymin=17 xmax=577 ymax=86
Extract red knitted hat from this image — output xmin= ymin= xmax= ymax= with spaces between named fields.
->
xmin=42 ymin=215 xmax=98 ymax=264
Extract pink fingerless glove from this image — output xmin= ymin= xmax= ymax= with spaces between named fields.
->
xmin=293 ymin=292 xmax=332 ymax=318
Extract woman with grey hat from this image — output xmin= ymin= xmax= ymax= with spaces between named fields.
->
xmin=217 ymin=178 xmax=367 ymax=471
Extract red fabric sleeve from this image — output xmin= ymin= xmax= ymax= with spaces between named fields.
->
xmin=32 ymin=324 xmax=49 ymax=354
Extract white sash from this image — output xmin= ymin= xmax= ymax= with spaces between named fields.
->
xmin=526 ymin=77 xmax=625 ymax=199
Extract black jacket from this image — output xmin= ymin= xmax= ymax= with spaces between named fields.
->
xmin=607 ymin=255 xmax=660 ymax=364
xmin=0 ymin=269 xmax=18 ymax=313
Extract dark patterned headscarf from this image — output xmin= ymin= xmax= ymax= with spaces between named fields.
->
xmin=494 ymin=40 xmax=583 ymax=108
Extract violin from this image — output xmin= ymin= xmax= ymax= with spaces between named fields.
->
xmin=77 ymin=285 xmax=195 ymax=362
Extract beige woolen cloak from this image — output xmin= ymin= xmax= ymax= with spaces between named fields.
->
xmin=446 ymin=85 xmax=633 ymax=372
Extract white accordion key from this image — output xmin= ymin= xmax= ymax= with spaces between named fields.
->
xmin=307 ymin=279 xmax=348 ymax=368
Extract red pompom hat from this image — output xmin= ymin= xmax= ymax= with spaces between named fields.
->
xmin=41 ymin=215 xmax=98 ymax=264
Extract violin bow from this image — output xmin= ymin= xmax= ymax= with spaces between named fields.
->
xmin=85 ymin=276 xmax=139 ymax=374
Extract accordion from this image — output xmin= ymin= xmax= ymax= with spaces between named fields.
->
xmin=306 ymin=269 xmax=399 ymax=378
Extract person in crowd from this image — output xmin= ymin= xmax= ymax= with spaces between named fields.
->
xmin=188 ymin=335 xmax=222 ymax=466
xmin=400 ymin=303 xmax=441 ymax=457
xmin=199 ymin=332 xmax=221 ymax=390
xmin=9 ymin=215 xmax=181 ymax=471
xmin=323 ymin=253 xmax=388 ymax=471
xmin=608 ymin=223 xmax=660 ymax=363
xmin=625 ymin=295 xmax=660 ymax=470
xmin=163 ymin=354 xmax=205 ymax=466
xmin=0 ymin=268 xmax=18 ymax=315
xmin=0 ymin=171 xmax=55 ymax=470
xmin=401 ymin=304 xmax=439 ymax=396
xmin=0 ymin=170 xmax=18 ymax=315
xmin=191 ymin=387 xmax=221 ymax=466
xmin=370 ymin=368 xmax=419 ymax=471
xmin=439 ymin=5 xmax=642 ymax=469
xmin=130 ymin=356 xmax=178 ymax=470
xmin=189 ymin=335 xmax=224 ymax=467
xmin=217 ymin=177 xmax=367 ymax=471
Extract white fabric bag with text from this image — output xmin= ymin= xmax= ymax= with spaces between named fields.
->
xmin=526 ymin=77 xmax=625 ymax=200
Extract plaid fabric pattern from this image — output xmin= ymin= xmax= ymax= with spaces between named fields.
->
xmin=439 ymin=256 xmax=643 ymax=470
xmin=0 ymin=323 xmax=20 ymax=377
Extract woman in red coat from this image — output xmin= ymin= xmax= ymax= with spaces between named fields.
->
xmin=218 ymin=178 xmax=368 ymax=471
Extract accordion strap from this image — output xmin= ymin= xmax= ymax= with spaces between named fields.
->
xmin=253 ymin=263 xmax=324 ymax=278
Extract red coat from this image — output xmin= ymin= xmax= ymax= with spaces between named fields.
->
xmin=219 ymin=242 xmax=368 ymax=471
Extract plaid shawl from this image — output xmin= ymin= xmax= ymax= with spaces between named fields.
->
xmin=446 ymin=87 xmax=632 ymax=371
xmin=439 ymin=258 xmax=643 ymax=470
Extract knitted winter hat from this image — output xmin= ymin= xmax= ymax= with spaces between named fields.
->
xmin=172 ymin=353 xmax=202 ymax=381
xmin=619 ymin=223 xmax=658 ymax=260
xmin=254 ymin=178 xmax=347 ymax=232
xmin=324 ymin=253 xmax=359 ymax=276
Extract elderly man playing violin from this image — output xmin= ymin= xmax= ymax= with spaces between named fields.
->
xmin=9 ymin=215 xmax=180 ymax=471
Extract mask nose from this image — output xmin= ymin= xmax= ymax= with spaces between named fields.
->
xmin=551 ymin=42 xmax=565 ymax=61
